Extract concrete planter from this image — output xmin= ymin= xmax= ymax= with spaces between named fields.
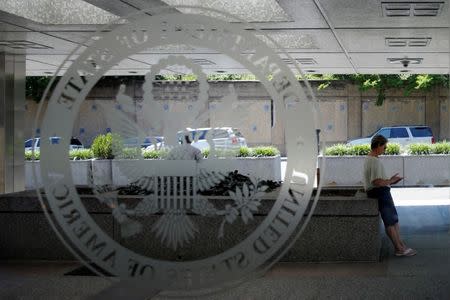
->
xmin=403 ymin=155 xmax=450 ymax=186
xmin=112 ymin=156 xmax=282 ymax=187
xmin=26 ymin=160 xmax=93 ymax=189
xmin=26 ymin=156 xmax=281 ymax=189
xmin=199 ymin=156 xmax=282 ymax=182
xmin=25 ymin=161 xmax=42 ymax=189
xmin=319 ymin=155 xmax=404 ymax=187
xmin=71 ymin=160 xmax=91 ymax=186
xmin=91 ymin=159 xmax=113 ymax=186
xmin=112 ymin=159 xmax=146 ymax=186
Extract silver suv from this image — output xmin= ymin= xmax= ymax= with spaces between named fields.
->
xmin=347 ymin=126 xmax=435 ymax=146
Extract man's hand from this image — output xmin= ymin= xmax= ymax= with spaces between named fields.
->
xmin=390 ymin=173 xmax=403 ymax=185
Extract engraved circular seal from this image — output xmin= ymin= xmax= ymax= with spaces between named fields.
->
xmin=35 ymin=6 xmax=319 ymax=292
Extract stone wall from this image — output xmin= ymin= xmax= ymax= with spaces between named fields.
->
xmin=24 ymin=80 xmax=450 ymax=154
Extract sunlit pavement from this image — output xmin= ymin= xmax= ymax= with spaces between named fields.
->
xmin=391 ymin=187 xmax=450 ymax=206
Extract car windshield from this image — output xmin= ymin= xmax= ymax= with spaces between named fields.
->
xmin=50 ymin=137 xmax=61 ymax=145
xmin=211 ymin=129 xmax=229 ymax=138
xmin=232 ymin=128 xmax=243 ymax=137
xmin=143 ymin=136 xmax=163 ymax=144
xmin=366 ymin=128 xmax=381 ymax=138
xmin=70 ymin=138 xmax=82 ymax=146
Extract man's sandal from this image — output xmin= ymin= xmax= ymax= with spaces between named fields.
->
xmin=395 ymin=248 xmax=417 ymax=257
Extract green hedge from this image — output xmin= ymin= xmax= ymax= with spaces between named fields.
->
xmin=385 ymin=143 xmax=401 ymax=155
xmin=69 ymin=149 xmax=93 ymax=160
xmin=408 ymin=141 xmax=450 ymax=155
xmin=431 ymin=141 xmax=450 ymax=154
xmin=252 ymin=146 xmax=280 ymax=157
xmin=325 ymin=142 xmax=450 ymax=156
xmin=325 ymin=143 xmax=401 ymax=156
xmin=144 ymin=146 xmax=280 ymax=159
xmin=142 ymin=148 xmax=169 ymax=159
xmin=25 ymin=150 xmax=40 ymax=160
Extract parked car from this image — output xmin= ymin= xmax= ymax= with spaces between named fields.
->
xmin=123 ymin=136 xmax=164 ymax=149
xmin=347 ymin=125 xmax=435 ymax=146
xmin=25 ymin=137 xmax=84 ymax=151
xmin=176 ymin=127 xmax=247 ymax=151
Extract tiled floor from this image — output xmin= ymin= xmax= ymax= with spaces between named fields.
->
xmin=1 ymin=230 xmax=448 ymax=299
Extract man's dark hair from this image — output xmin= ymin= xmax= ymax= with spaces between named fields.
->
xmin=371 ymin=134 xmax=387 ymax=150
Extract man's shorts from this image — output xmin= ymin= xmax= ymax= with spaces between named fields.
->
xmin=367 ymin=186 xmax=399 ymax=227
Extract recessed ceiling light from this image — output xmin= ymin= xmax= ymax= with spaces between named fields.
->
xmin=162 ymin=0 xmax=292 ymax=22
xmin=0 ymin=0 xmax=120 ymax=24
xmin=381 ymin=1 xmax=444 ymax=17
xmin=0 ymin=40 xmax=52 ymax=49
xmin=387 ymin=57 xmax=423 ymax=66
xmin=192 ymin=59 xmax=215 ymax=65
xmin=386 ymin=37 xmax=431 ymax=47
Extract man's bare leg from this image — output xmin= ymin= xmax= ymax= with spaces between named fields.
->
xmin=394 ymin=223 xmax=406 ymax=249
xmin=385 ymin=225 xmax=404 ymax=252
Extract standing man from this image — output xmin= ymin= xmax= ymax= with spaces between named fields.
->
xmin=167 ymin=132 xmax=202 ymax=161
xmin=364 ymin=135 xmax=417 ymax=257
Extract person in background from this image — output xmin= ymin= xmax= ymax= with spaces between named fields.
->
xmin=166 ymin=132 xmax=202 ymax=161
xmin=364 ymin=134 xmax=417 ymax=257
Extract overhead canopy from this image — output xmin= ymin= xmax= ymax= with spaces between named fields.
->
xmin=0 ymin=0 xmax=449 ymax=75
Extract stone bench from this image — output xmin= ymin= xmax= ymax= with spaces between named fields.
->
xmin=0 ymin=188 xmax=381 ymax=262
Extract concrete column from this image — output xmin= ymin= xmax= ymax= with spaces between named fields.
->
xmin=425 ymin=87 xmax=440 ymax=140
xmin=346 ymin=83 xmax=362 ymax=140
xmin=0 ymin=52 xmax=25 ymax=193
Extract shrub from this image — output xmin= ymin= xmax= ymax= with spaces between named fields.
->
xmin=408 ymin=143 xmax=432 ymax=155
xmin=214 ymin=148 xmax=239 ymax=157
xmin=385 ymin=143 xmax=400 ymax=155
xmin=202 ymin=148 xmax=209 ymax=158
xmin=117 ymin=147 xmax=141 ymax=159
xmin=69 ymin=149 xmax=93 ymax=160
xmin=142 ymin=148 xmax=169 ymax=159
xmin=325 ymin=143 xmax=401 ymax=156
xmin=349 ymin=144 xmax=370 ymax=156
xmin=141 ymin=146 xmax=282 ymax=159
xmin=324 ymin=144 xmax=350 ymax=156
xmin=252 ymin=146 xmax=280 ymax=157
xmin=237 ymin=146 xmax=252 ymax=157
xmin=91 ymin=133 xmax=123 ymax=159
xmin=25 ymin=150 xmax=40 ymax=160
xmin=431 ymin=141 xmax=450 ymax=154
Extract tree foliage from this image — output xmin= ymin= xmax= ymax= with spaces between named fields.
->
xmin=315 ymin=74 xmax=449 ymax=106
xmin=26 ymin=76 xmax=52 ymax=102
xmin=26 ymin=74 xmax=449 ymax=105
